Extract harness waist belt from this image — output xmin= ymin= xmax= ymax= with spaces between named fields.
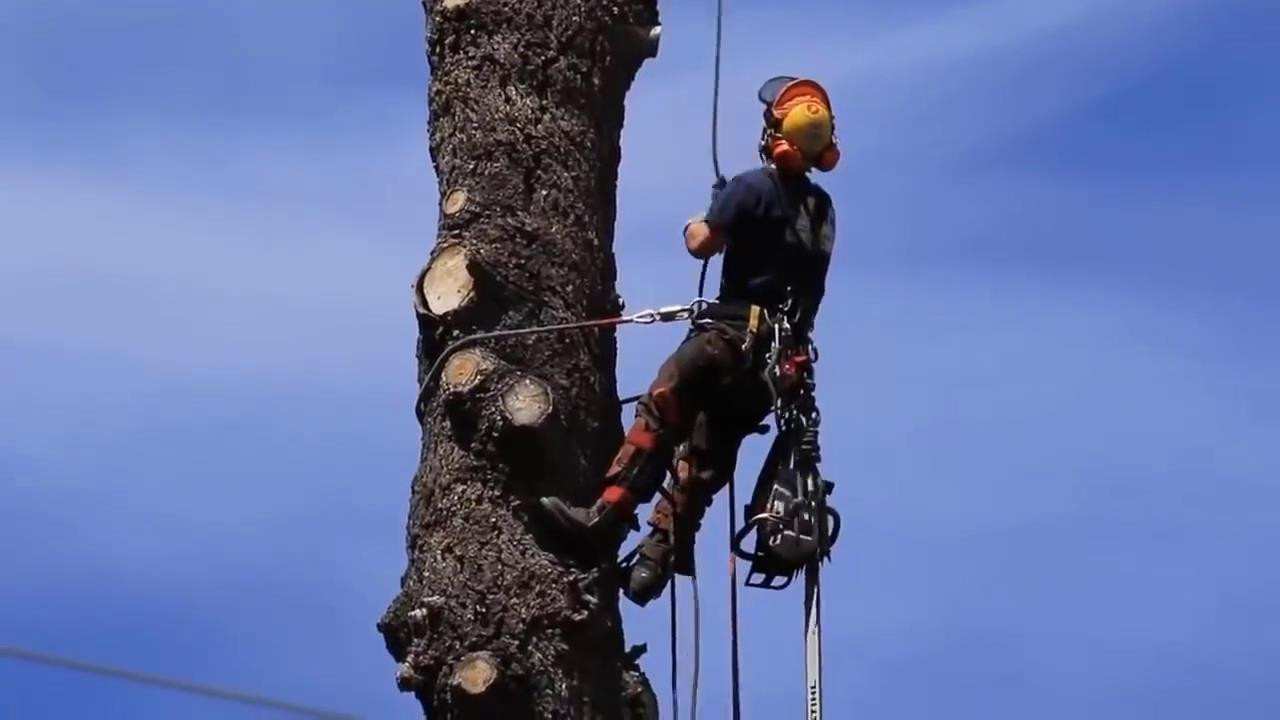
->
xmin=694 ymin=301 xmax=773 ymax=324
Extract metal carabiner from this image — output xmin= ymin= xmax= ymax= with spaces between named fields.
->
xmin=629 ymin=309 xmax=660 ymax=324
xmin=629 ymin=298 xmax=714 ymax=325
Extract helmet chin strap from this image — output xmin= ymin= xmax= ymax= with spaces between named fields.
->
xmin=768 ymin=158 xmax=809 ymax=173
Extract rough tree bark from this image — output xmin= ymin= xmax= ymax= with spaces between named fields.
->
xmin=379 ymin=1 xmax=661 ymax=717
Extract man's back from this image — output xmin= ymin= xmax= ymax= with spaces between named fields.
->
xmin=706 ymin=165 xmax=836 ymax=331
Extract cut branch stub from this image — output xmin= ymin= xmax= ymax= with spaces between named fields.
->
xmin=442 ymin=188 xmax=469 ymax=216
xmin=441 ymin=0 xmax=470 ymax=9
xmin=642 ymin=25 xmax=662 ymax=58
xmin=501 ymin=375 xmax=553 ymax=428
xmin=608 ymin=24 xmax=662 ymax=69
xmin=441 ymin=349 xmax=494 ymax=393
xmin=395 ymin=660 xmax=423 ymax=692
xmin=451 ymin=652 xmax=499 ymax=697
xmin=625 ymin=24 xmax=662 ymax=59
xmin=622 ymin=662 xmax=660 ymax=720
xmin=416 ymin=243 xmax=475 ymax=316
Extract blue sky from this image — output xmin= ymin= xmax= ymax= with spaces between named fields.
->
xmin=1 ymin=0 xmax=1276 ymax=718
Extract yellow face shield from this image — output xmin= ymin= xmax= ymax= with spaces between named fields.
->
xmin=779 ymin=100 xmax=834 ymax=158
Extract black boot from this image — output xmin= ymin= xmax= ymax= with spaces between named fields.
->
xmin=623 ymin=531 xmax=674 ymax=606
xmin=535 ymin=430 xmax=670 ymax=550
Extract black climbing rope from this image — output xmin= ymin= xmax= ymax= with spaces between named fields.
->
xmin=728 ymin=472 xmax=743 ymax=720
xmin=707 ymin=2 xmax=744 ymax=716
xmin=711 ymin=0 xmax=724 ymax=182
xmin=628 ymin=4 xmax=731 ymax=716
xmin=697 ymin=0 xmax=726 ymax=299
xmin=624 ymin=0 xmax=728 ymax=411
xmin=669 ymin=552 xmax=704 ymax=720
xmin=691 ymin=569 xmax=702 ymax=720
xmin=669 ymin=533 xmax=680 ymax=720
xmin=681 ymin=5 xmax=726 ymax=718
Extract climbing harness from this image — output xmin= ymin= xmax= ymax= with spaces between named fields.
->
xmin=414 ymin=299 xmax=710 ymax=421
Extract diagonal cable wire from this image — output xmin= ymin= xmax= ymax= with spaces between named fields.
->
xmin=0 ymin=644 xmax=361 ymax=719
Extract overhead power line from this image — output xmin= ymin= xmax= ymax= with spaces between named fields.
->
xmin=0 ymin=644 xmax=361 ymax=720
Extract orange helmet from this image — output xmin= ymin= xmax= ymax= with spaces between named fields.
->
xmin=757 ymin=76 xmax=841 ymax=174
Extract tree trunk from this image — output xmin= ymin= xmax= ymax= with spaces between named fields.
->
xmin=379 ymin=1 xmax=661 ymax=718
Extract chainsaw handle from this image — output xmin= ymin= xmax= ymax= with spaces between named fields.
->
xmin=731 ymin=513 xmax=780 ymax=563
xmin=823 ymin=505 xmax=842 ymax=554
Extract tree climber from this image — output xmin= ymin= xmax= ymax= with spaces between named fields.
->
xmin=534 ymin=76 xmax=840 ymax=606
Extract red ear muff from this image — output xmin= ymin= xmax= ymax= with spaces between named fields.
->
xmin=815 ymin=143 xmax=840 ymax=172
xmin=765 ymin=133 xmax=840 ymax=173
xmin=768 ymin=136 xmax=809 ymax=173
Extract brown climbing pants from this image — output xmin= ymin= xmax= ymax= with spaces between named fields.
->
xmin=606 ymin=321 xmax=774 ymax=574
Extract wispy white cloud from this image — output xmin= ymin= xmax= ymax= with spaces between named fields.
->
xmin=0 ymin=136 xmax=431 ymax=382
xmin=619 ymin=0 xmax=1211 ymax=221
xmin=612 ymin=0 xmax=1216 ymax=313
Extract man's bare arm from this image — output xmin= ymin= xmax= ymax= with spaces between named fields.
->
xmin=684 ymin=216 xmax=725 ymax=259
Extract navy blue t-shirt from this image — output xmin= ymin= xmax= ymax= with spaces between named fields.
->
xmin=704 ymin=166 xmax=835 ymax=332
